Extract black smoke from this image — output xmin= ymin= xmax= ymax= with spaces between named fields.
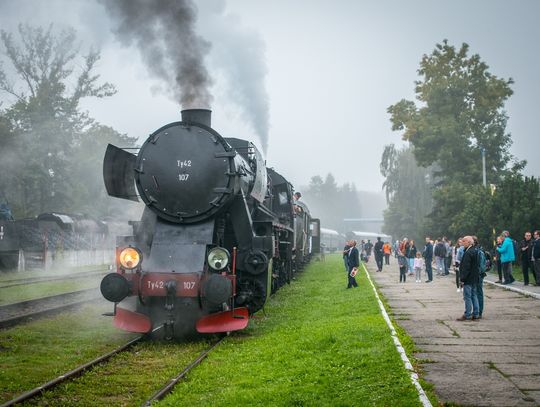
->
xmin=100 ymin=0 xmax=213 ymax=108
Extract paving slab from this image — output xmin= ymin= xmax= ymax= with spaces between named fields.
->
xmin=367 ymin=260 xmax=540 ymax=406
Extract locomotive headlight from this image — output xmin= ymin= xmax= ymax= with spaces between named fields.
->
xmin=207 ymin=247 xmax=230 ymax=271
xmin=119 ymin=247 xmax=142 ymax=269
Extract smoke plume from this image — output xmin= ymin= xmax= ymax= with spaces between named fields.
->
xmin=100 ymin=0 xmax=213 ymax=108
xmin=203 ymin=1 xmax=270 ymax=153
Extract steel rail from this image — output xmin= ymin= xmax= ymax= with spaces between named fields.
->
xmin=0 ymin=267 xmax=109 ymax=288
xmin=0 ymin=288 xmax=100 ymax=329
xmin=0 ymin=334 xmax=145 ymax=407
xmin=141 ymin=336 xmax=226 ymax=407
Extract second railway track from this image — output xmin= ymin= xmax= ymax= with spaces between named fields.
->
xmin=1 ymin=330 xmax=226 ymax=407
xmin=0 ymin=288 xmax=101 ymax=329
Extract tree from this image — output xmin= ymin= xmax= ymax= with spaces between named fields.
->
xmin=380 ymin=144 xmax=434 ymax=241
xmin=303 ymin=173 xmax=361 ymax=231
xmin=388 ymin=40 xmax=518 ymax=186
xmin=0 ymin=25 xmax=132 ymax=218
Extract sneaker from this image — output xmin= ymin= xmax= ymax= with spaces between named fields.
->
xmin=494 ymin=280 xmax=502 ymax=284
xmin=425 ymin=280 xmax=432 ymax=283
xmin=456 ymin=315 xmax=471 ymax=321
xmin=456 ymin=288 xmax=460 ymax=292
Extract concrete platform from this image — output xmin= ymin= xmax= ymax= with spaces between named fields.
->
xmin=367 ymin=259 xmax=540 ymax=406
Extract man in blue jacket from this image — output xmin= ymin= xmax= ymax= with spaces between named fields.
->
xmin=496 ymin=230 xmax=515 ymax=284
xmin=422 ymin=237 xmax=433 ymax=282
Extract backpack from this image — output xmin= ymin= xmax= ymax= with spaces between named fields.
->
xmin=512 ymin=239 xmax=519 ymax=260
xmin=477 ymin=248 xmax=487 ymax=277
xmin=484 ymin=251 xmax=492 ymax=271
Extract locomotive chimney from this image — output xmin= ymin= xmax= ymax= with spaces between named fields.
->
xmin=181 ymin=109 xmax=212 ymax=127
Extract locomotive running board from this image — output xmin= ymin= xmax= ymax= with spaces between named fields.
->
xmin=196 ymin=307 xmax=250 ymax=333
xmin=114 ymin=307 xmax=152 ymax=333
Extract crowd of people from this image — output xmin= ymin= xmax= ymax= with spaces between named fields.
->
xmin=342 ymin=230 xmax=540 ymax=321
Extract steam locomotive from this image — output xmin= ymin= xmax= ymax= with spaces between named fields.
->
xmin=100 ymin=109 xmax=319 ymax=339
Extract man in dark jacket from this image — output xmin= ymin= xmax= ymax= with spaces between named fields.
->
xmin=532 ymin=230 xmax=540 ymax=286
xmin=520 ymin=232 xmax=534 ymax=285
xmin=373 ymin=237 xmax=384 ymax=272
xmin=457 ymin=236 xmax=480 ymax=321
xmin=422 ymin=237 xmax=433 ymax=282
xmin=347 ymin=240 xmax=359 ymax=288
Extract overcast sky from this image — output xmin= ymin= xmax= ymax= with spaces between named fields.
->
xmin=0 ymin=0 xmax=538 ymax=193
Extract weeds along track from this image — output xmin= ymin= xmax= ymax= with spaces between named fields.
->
xmin=0 ymin=288 xmax=101 ymax=329
xmin=0 ymin=335 xmax=144 ymax=407
xmin=141 ymin=336 xmax=225 ymax=406
xmin=0 ymin=267 xmax=109 ymax=289
xmin=1 ymin=333 xmax=225 ymax=407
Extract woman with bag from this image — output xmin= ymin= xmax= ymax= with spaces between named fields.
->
xmin=347 ymin=240 xmax=360 ymax=288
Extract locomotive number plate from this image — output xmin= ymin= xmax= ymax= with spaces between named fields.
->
xmin=140 ymin=273 xmax=199 ymax=297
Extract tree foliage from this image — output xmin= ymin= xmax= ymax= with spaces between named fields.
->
xmin=0 ymin=24 xmax=136 ymax=218
xmin=380 ymin=144 xmax=434 ymax=242
xmin=303 ymin=173 xmax=361 ymax=231
xmin=383 ymin=40 xmax=540 ymax=246
xmin=388 ymin=40 xmax=518 ymax=185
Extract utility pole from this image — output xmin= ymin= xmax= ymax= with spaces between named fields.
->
xmin=481 ymin=147 xmax=487 ymax=187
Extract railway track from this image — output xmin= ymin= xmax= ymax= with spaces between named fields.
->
xmin=0 ymin=288 xmax=101 ymax=329
xmin=0 ymin=332 xmax=225 ymax=407
xmin=0 ymin=334 xmax=145 ymax=407
xmin=141 ymin=336 xmax=225 ymax=406
xmin=0 ymin=267 xmax=109 ymax=289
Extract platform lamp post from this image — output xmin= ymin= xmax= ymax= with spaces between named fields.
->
xmin=481 ymin=147 xmax=487 ymax=187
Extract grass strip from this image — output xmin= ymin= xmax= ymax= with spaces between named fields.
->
xmin=0 ymin=278 xmax=101 ymax=306
xmin=159 ymin=255 xmax=423 ymax=406
xmin=0 ymin=303 xmax=136 ymax=403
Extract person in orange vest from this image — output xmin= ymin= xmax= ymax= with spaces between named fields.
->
xmin=383 ymin=241 xmax=392 ymax=265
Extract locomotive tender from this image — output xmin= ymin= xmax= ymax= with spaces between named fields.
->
xmin=100 ymin=109 xmax=319 ymax=339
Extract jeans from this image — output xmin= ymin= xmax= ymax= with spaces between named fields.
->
xmin=408 ymin=258 xmax=414 ymax=274
xmin=435 ymin=257 xmax=445 ymax=274
xmin=384 ymin=254 xmax=390 ymax=265
xmin=375 ymin=253 xmax=383 ymax=271
xmin=399 ymin=266 xmax=407 ymax=282
xmin=425 ymin=259 xmax=433 ymax=281
xmin=444 ymin=256 xmax=451 ymax=274
xmin=414 ymin=267 xmax=422 ymax=281
xmin=502 ymin=262 xmax=514 ymax=283
xmin=522 ymin=258 xmax=533 ymax=285
xmin=476 ymin=277 xmax=484 ymax=316
xmin=463 ymin=283 xmax=479 ymax=318
xmin=347 ymin=267 xmax=358 ymax=288
xmin=535 ymin=259 xmax=540 ymax=284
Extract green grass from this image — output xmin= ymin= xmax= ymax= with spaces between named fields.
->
xmin=488 ymin=264 xmax=532 ymax=283
xmin=158 ymin=255 xmax=424 ymax=406
xmin=0 ymin=277 xmax=101 ymax=305
xmin=0 ymin=303 xmax=137 ymax=404
xmin=23 ymin=340 xmax=211 ymax=407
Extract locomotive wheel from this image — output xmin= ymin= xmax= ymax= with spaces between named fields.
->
xmin=236 ymin=278 xmax=266 ymax=314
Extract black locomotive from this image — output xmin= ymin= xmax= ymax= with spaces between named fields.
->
xmin=100 ymin=109 xmax=319 ymax=339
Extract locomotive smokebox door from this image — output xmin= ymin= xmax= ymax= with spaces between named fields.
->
xmin=135 ymin=120 xmax=236 ymax=224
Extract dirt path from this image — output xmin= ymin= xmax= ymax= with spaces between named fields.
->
xmin=367 ymin=259 xmax=540 ymax=406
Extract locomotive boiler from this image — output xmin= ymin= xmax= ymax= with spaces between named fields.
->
xmin=100 ymin=109 xmax=319 ymax=339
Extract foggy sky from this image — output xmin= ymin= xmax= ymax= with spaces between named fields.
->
xmin=0 ymin=0 xmax=538 ymax=195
